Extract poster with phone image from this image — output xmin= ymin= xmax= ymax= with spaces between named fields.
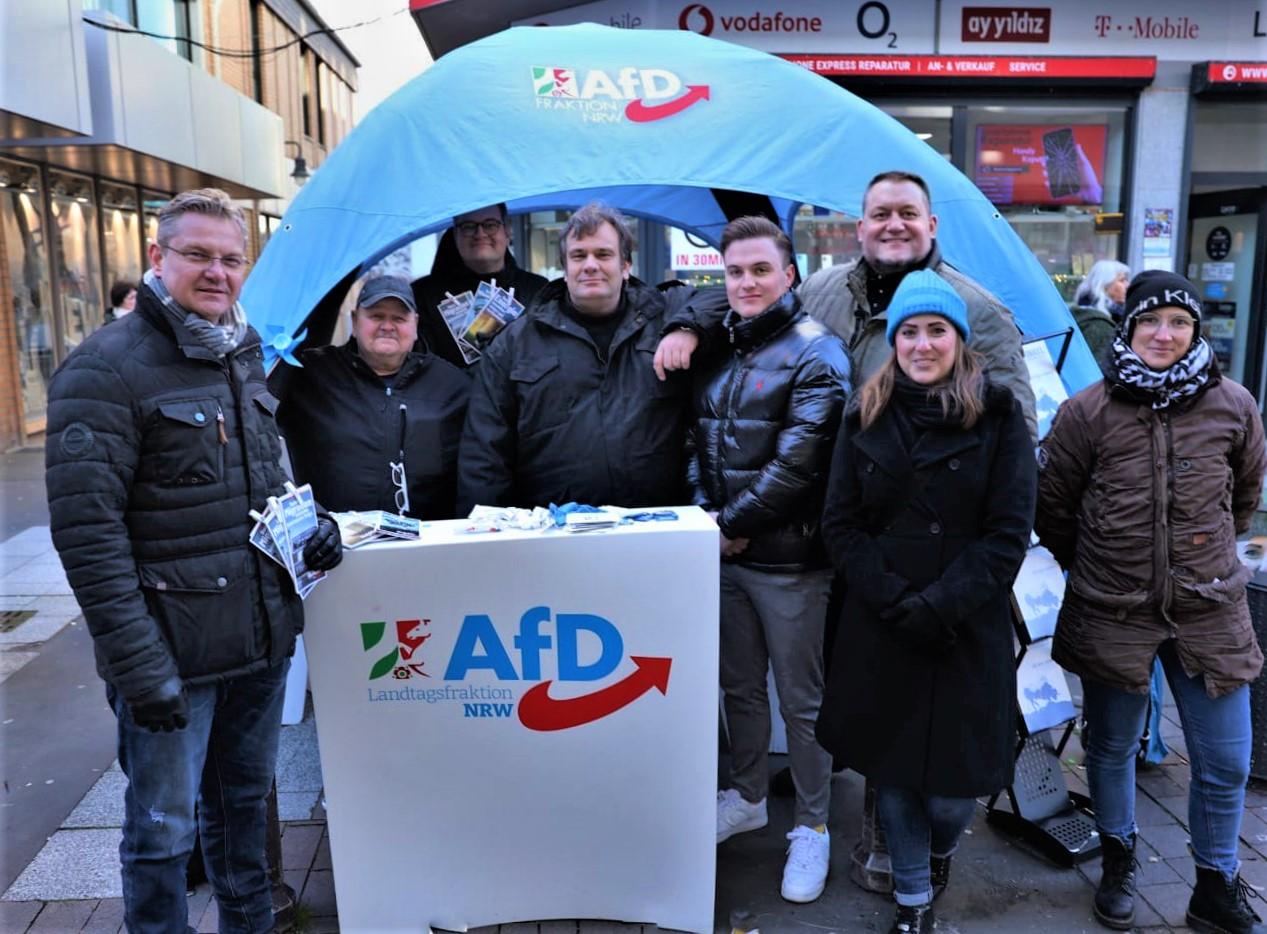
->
xmin=974 ymin=124 xmax=1107 ymax=206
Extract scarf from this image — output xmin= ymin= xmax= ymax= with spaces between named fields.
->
xmin=143 ymin=268 xmax=248 ymax=358
xmin=1107 ymin=335 xmax=1214 ymax=411
xmin=891 ymin=370 xmax=963 ymax=432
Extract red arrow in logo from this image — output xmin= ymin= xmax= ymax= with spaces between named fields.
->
xmin=624 ymin=86 xmax=710 ymax=123
xmin=517 ymin=656 xmax=672 ymax=732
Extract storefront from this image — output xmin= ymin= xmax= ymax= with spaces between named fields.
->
xmin=0 ymin=0 xmax=359 ymax=447
xmin=409 ymin=0 xmax=1267 ymax=406
xmin=1185 ymin=65 xmax=1267 ymax=402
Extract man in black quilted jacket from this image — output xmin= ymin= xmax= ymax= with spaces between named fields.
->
xmin=689 ymin=216 xmax=851 ymax=905
xmin=44 ymin=188 xmax=341 ymax=934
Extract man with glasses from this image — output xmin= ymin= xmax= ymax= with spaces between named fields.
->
xmin=45 ymin=188 xmax=342 ymax=934
xmin=413 ymin=203 xmax=548 ymax=368
xmin=274 ymin=275 xmax=469 ymax=519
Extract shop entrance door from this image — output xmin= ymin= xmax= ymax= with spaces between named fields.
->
xmin=1186 ymin=188 xmax=1267 ymax=408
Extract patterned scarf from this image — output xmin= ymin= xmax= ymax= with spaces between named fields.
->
xmin=143 ymin=268 xmax=248 ymax=358
xmin=1108 ymin=334 xmax=1214 ymax=411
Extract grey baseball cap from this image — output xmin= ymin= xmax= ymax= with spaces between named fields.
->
xmin=358 ymin=276 xmax=417 ymax=314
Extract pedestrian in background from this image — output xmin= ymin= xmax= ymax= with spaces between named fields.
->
xmin=816 ymin=270 xmax=1035 ymax=934
xmin=1070 ymin=259 xmax=1130 ymax=373
xmin=1036 ymin=270 xmax=1267 ymax=934
xmin=104 ymin=279 xmax=136 ymax=324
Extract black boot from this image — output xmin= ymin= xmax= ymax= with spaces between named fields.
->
xmin=1187 ymin=867 xmax=1267 ymax=933
xmin=889 ymin=902 xmax=935 ymax=933
xmin=1093 ymin=834 xmax=1137 ymax=930
xmin=930 ymin=854 xmax=952 ymax=902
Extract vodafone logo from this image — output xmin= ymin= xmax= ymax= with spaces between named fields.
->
xmin=679 ymin=3 xmax=715 ymax=34
xmin=679 ymin=3 xmax=824 ymax=35
xmin=1223 ymin=64 xmax=1238 ymax=81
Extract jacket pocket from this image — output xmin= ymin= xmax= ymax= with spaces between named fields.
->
xmin=1068 ymin=575 xmax=1151 ymax=612
xmin=148 ymin=399 xmax=224 ymax=486
xmin=511 ymin=357 xmax=569 ymax=439
xmin=138 ymin=551 xmax=260 ymax=678
xmin=251 ymin=391 xmax=284 ymax=464
xmin=1173 ymin=561 xmax=1252 ymax=608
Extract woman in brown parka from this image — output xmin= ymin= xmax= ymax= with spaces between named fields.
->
xmin=1036 ymin=270 xmax=1267 ymax=934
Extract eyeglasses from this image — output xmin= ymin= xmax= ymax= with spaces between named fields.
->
xmin=160 ymin=244 xmax=250 ymax=271
xmin=455 ymin=219 xmax=504 ymax=237
xmin=1134 ymin=312 xmax=1196 ymax=334
xmin=390 ymin=461 xmax=410 ymax=516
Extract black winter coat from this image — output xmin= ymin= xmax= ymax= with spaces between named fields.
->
xmin=412 ymin=230 xmax=548 ymax=369
xmin=816 ymin=383 xmax=1036 ymax=797
xmin=45 ymin=286 xmax=303 ymax=702
xmin=272 ymin=342 xmax=470 ymax=519
xmin=688 ymin=292 xmax=851 ymax=571
xmin=457 ymin=279 xmax=692 ymax=511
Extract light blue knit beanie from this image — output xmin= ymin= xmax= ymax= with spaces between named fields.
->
xmin=885 ymin=269 xmax=971 ymax=346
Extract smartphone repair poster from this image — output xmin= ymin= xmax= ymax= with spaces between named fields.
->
xmin=974 ymin=124 xmax=1108 ymax=206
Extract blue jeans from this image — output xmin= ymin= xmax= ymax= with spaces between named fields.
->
xmin=1083 ymin=640 xmax=1250 ymax=879
xmin=109 ymin=660 xmax=289 ymax=934
xmin=874 ymin=785 xmax=977 ymax=906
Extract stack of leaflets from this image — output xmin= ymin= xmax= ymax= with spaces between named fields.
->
xmin=249 ymin=482 xmax=326 ymax=599
xmin=437 ymin=278 xmax=525 ymax=364
xmin=332 ymin=510 xmax=423 ymax=549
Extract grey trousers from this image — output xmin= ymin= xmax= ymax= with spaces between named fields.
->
xmin=720 ymin=562 xmax=833 ymax=828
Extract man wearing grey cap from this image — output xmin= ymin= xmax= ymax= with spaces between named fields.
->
xmin=274 ymin=275 xmax=471 ymax=519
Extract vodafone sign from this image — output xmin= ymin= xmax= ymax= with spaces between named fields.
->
xmin=514 ymin=0 xmax=936 ymax=52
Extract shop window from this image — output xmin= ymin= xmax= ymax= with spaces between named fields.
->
xmin=0 ymin=160 xmax=55 ymax=434
xmin=49 ymin=172 xmax=105 ymax=351
xmin=1192 ymin=101 xmax=1267 ymax=176
xmin=86 ymin=0 xmax=193 ymax=60
xmin=881 ymin=104 xmax=953 ymax=162
xmin=965 ymin=104 xmax=1127 ymax=302
xmin=141 ymin=191 xmax=169 ymax=270
xmin=101 ymin=182 xmax=143 ymax=297
xmin=301 ymin=47 xmax=315 ymax=139
xmin=257 ymin=213 xmax=280 ymax=252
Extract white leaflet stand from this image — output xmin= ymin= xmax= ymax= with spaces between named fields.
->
xmin=303 ymin=507 xmax=719 ymax=934
xmin=281 ymin=636 xmax=308 ymax=725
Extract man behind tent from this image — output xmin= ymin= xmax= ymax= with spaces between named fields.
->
xmin=798 ymin=169 xmax=1036 ymax=435
xmin=413 ymin=203 xmax=548 ymax=368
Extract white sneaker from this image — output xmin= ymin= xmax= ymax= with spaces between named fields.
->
xmin=716 ymin=789 xmax=768 ymax=843
xmin=781 ymin=824 xmax=830 ymax=903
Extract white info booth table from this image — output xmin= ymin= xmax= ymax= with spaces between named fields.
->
xmin=303 ymin=507 xmax=720 ymax=933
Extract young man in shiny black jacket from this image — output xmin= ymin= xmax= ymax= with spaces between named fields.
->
xmin=689 ymin=216 xmax=851 ymax=905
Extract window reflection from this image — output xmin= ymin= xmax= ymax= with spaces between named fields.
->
xmin=1 ymin=161 xmax=55 ymax=432
xmin=49 ymin=172 xmax=104 ymax=350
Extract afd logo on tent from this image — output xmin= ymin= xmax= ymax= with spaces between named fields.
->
xmin=531 ymin=66 xmax=710 ymax=123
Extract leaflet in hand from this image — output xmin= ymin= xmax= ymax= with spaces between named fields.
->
xmin=249 ymin=482 xmax=325 ymax=599
xmin=332 ymin=510 xmax=423 ymax=549
xmin=439 ymin=278 xmax=525 ymax=364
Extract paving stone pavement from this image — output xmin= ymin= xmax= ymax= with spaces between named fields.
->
xmin=6 ymin=515 xmax=1267 ymax=931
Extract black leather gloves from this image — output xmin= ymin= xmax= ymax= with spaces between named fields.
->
xmin=303 ymin=517 xmax=343 ymax=572
xmin=129 ymin=677 xmax=190 ymax=732
xmin=880 ymin=595 xmax=956 ymax=655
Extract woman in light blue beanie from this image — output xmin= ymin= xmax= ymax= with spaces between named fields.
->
xmin=884 ymin=269 xmax=971 ymax=347
xmin=818 ymin=265 xmax=1035 ymax=934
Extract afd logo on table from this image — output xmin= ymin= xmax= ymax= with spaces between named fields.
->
xmin=361 ymin=606 xmax=672 ymax=732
